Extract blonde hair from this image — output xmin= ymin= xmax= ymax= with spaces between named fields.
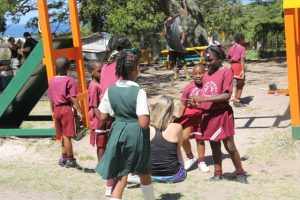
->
xmin=150 ymin=95 xmax=174 ymax=131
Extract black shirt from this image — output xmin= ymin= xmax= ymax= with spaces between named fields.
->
xmin=23 ymin=38 xmax=37 ymax=58
xmin=150 ymin=129 xmax=180 ymax=176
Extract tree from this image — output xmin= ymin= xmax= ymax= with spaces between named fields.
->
xmin=103 ymin=0 xmax=165 ymax=46
xmin=158 ymin=0 xmax=209 ymax=46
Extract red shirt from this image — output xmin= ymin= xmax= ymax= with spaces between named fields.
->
xmin=200 ymin=67 xmax=233 ymax=110
xmin=181 ymin=82 xmax=204 ymax=110
xmin=227 ymin=44 xmax=246 ymax=63
xmin=100 ymin=61 xmax=120 ymax=100
xmin=88 ymin=80 xmax=101 ymax=129
xmin=48 ymin=76 xmax=77 ymax=106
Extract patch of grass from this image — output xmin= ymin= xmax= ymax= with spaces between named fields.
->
xmin=247 ymin=128 xmax=296 ymax=165
xmin=77 ymin=153 xmax=95 ymax=161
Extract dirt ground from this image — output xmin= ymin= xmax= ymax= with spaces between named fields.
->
xmin=1 ymin=60 xmax=300 ymax=200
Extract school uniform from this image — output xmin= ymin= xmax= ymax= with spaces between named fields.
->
xmin=200 ymin=67 xmax=235 ymax=141
xmin=96 ymin=80 xmax=150 ymax=179
xmin=227 ymin=43 xmax=246 ymax=79
xmin=48 ymin=75 xmax=77 ymax=137
xmin=176 ymin=82 xmax=204 ymax=139
xmin=88 ymin=80 xmax=109 ymax=147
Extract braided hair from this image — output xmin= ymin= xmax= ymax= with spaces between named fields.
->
xmin=104 ymin=35 xmax=132 ymax=61
xmin=205 ymin=45 xmax=226 ymax=60
xmin=115 ymin=50 xmax=139 ymax=79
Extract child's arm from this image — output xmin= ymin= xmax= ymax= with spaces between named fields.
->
xmin=71 ymin=97 xmax=83 ymax=119
xmin=100 ymin=112 xmax=112 ymax=122
xmin=178 ymin=101 xmax=186 ymax=117
xmin=194 ymin=92 xmax=232 ymax=104
xmin=94 ymin=107 xmax=101 ymax=120
xmin=240 ymin=57 xmax=245 ymax=79
xmin=49 ymin=99 xmax=54 ymax=119
xmin=138 ymin=115 xmax=150 ymax=129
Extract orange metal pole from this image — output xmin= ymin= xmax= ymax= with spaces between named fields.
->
xmin=68 ymin=0 xmax=89 ymax=127
xmin=284 ymin=8 xmax=300 ymax=139
xmin=37 ymin=0 xmax=56 ymax=81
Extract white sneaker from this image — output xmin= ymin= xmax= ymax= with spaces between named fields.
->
xmin=184 ymin=157 xmax=197 ymax=170
xmin=198 ymin=162 xmax=210 ymax=173
xmin=127 ymin=174 xmax=141 ymax=184
xmin=105 ymin=186 xmax=112 ymax=197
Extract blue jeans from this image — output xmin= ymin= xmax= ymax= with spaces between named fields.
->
xmin=151 ymin=165 xmax=187 ymax=183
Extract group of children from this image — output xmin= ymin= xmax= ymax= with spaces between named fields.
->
xmin=48 ymin=34 xmax=248 ymax=200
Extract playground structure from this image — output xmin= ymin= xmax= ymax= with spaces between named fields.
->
xmin=0 ymin=0 xmax=88 ymax=136
xmin=283 ymin=0 xmax=300 ymax=139
xmin=159 ymin=46 xmax=207 ymax=68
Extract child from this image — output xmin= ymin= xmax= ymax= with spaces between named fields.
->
xmin=100 ymin=35 xmax=132 ymax=99
xmin=48 ymin=56 xmax=83 ymax=169
xmin=98 ymin=35 xmax=132 ymax=196
xmin=227 ymin=33 xmax=246 ymax=107
xmin=193 ymin=45 xmax=248 ymax=183
xmin=96 ymin=50 xmax=154 ymax=200
xmin=87 ymin=60 xmax=106 ymax=160
xmin=177 ymin=65 xmax=210 ymax=172
xmin=150 ymin=95 xmax=187 ymax=183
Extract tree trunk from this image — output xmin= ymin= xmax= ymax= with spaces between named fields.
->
xmin=158 ymin=0 xmax=208 ymax=46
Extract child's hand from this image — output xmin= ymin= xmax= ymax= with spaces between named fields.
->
xmin=239 ymin=71 xmax=245 ymax=79
xmin=193 ymin=96 xmax=205 ymax=104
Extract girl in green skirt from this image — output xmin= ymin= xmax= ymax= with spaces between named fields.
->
xmin=96 ymin=49 xmax=154 ymax=200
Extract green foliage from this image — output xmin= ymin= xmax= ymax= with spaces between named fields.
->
xmin=199 ymin=0 xmax=283 ymax=42
xmin=103 ymin=0 xmax=165 ymax=46
xmin=199 ymin=0 xmax=245 ymax=40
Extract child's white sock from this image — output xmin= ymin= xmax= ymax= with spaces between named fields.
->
xmin=141 ymin=184 xmax=155 ymax=200
xmin=109 ymin=198 xmax=121 ymax=200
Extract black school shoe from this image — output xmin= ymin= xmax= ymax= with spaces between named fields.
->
xmin=65 ymin=159 xmax=83 ymax=170
xmin=58 ymin=157 xmax=67 ymax=167
xmin=235 ymin=174 xmax=249 ymax=184
xmin=209 ymin=174 xmax=223 ymax=181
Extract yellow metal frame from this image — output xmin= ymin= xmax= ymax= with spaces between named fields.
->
xmin=283 ymin=0 xmax=300 ymax=9
xmin=283 ymin=0 xmax=300 ymax=139
xmin=37 ymin=0 xmax=89 ymax=127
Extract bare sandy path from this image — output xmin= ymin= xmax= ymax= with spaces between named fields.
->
xmin=0 ymin=60 xmax=299 ymax=200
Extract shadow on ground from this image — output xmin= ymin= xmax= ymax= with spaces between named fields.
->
xmin=235 ymin=105 xmax=290 ymax=129
xmin=159 ymin=192 xmax=183 ymax=200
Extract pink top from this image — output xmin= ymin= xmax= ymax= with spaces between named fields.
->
xmin=88 ymin=80 xmax=101 ymax=129
xmin=100 ymin=61 xmax=120 ymax=100
xmin=200 ymin=67 xmax=233 ymax=110
xmin=48 ymin=76 xmax=77 ymax=106
xmin=181 ymin=82 xmax=204 ymax=111
xmin=227 ymin=44 xmax=246 ymax=63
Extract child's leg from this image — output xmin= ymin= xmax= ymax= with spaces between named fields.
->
xmin=61 ymin=136 xmax=66 ymax=155
xmin=63 ymin=135 xmax=74 ymax=159
xmin=196 ymin=140 xmax=210 ymax=172
xmin=139 ymin=174 xmax=154 ymax=200
xmin=182 ymin=127 xmax=193 ymax=159
xmin=222 ymin=136 xmax=244 ymax=173
xmin=209 ymin=141 xmax=223 ymax=178
xmin=182 ymin=127 xmax=197 ymax=170
xmin=235 ymin=79 xmax=245 ymax=101
xmin=63 ymin=135 xmax=81 ymax=169
xmin=111 ymin=176 xmax=127 ymax=199
xmin=182 ymin=63 xmax=190 ymax=79
xmin=222 ymin=136 xmax=248 ymax=183
xmin=97 ymin=147 xmax=105 ymax=161
xmin=59 ymin=137 xmax=67 ymax=166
